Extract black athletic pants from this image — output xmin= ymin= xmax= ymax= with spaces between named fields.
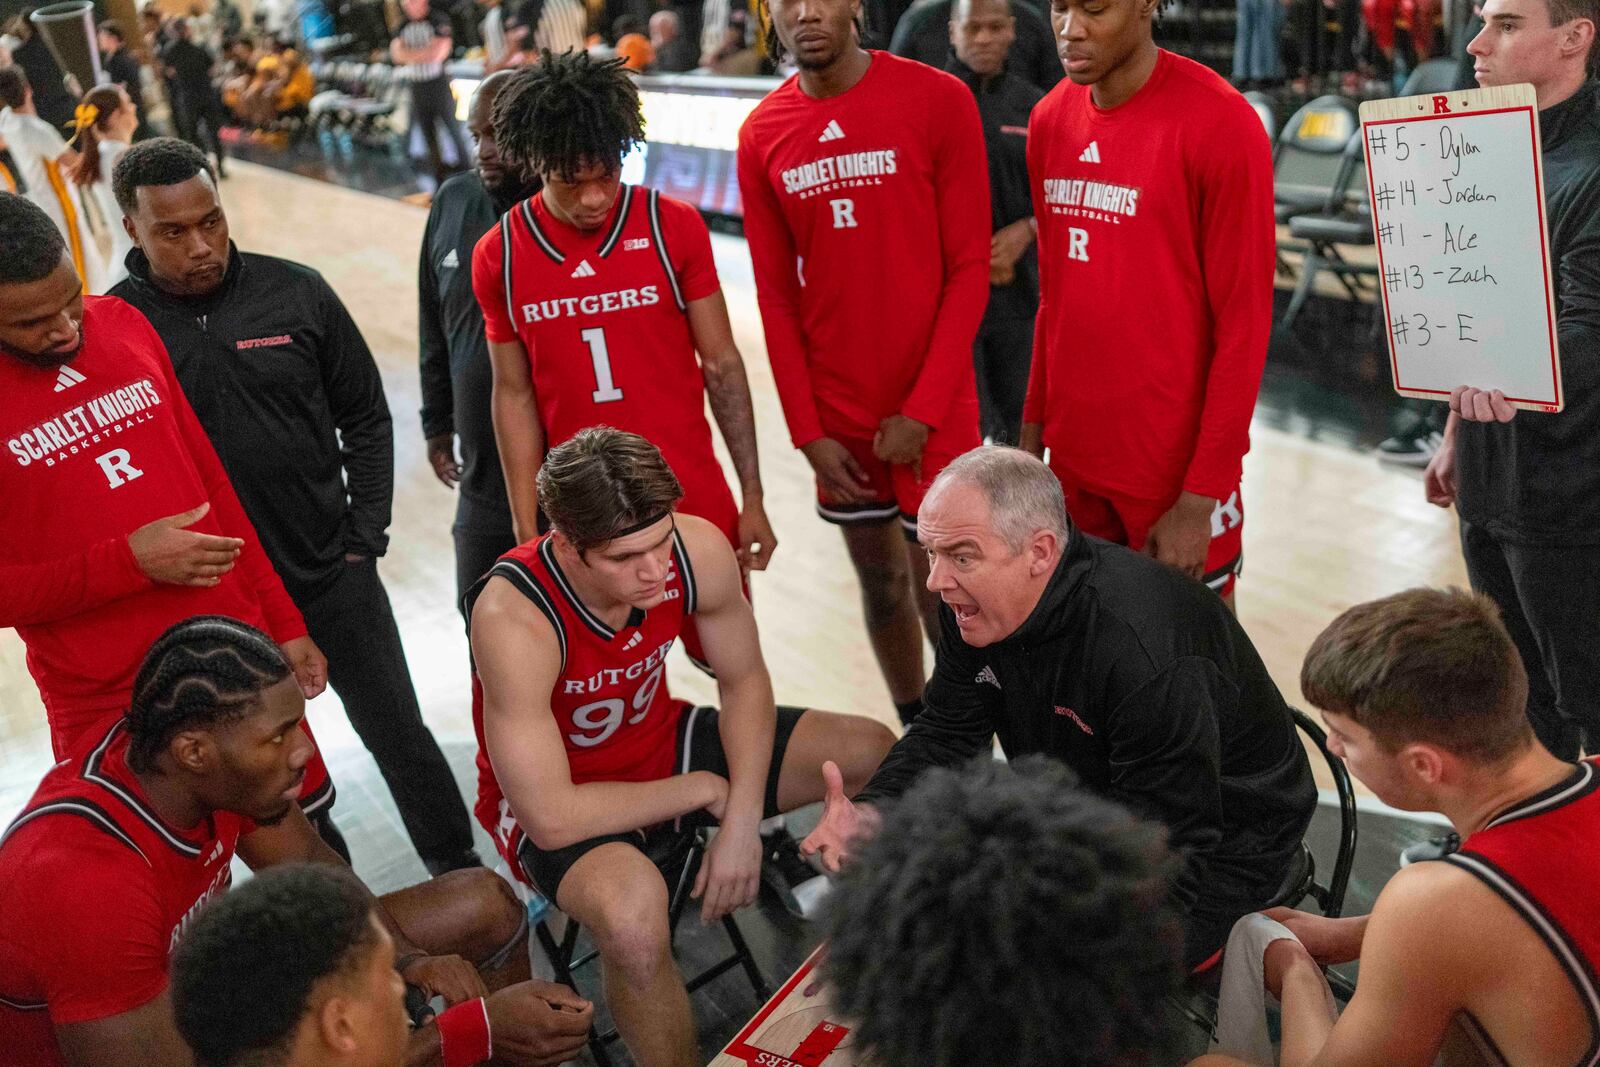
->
xmin=300 ymin=557 xmax=476 ymax=868
xmin=1460 ymin=520 xmax=1600 ymax=760
xmin=974 ymin=315 xmax=1034 ymax=446
xmin=173 ymin=86 xmax=229 ymax=170
xmin=408 ymin=76 xmax=470 ymax=187
xmin=454 ymin=519 xmax=518 ymax=623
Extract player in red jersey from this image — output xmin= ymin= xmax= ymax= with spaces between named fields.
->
xmin=1197 ymin=589 xmax=1600 ymax=1067
xmin=1020 ymin=0 xmax=1274 ymax=605
xmin=737 ymin=5 xmax=990 ymax=725
xmin=469 ymin=428 xmax=894 ymax=1067
xmin=471 ymin=52 xmax=775 ymax=591
xmin=0 ymin=615 xmax=598 ymax=1067
xmin=0 ymin=193 xmax=341 ymax=835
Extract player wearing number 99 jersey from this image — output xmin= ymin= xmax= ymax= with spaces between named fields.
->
xmin=466 ymin=428 xmax=893 ymax=1067
xmin=470 ymin=52 xmax=776 ymax=588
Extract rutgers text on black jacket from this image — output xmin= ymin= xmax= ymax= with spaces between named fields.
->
xmin=112 ymin=246 xmax=394 ymax=600
xmin=857 ymin=528 xmax=1317 ymax=930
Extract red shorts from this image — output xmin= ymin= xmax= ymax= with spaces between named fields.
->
xmin=1050 ymin=461 xmax=1244 ymax=598
xmin=814 ymin=434 xmax=969 ymax=540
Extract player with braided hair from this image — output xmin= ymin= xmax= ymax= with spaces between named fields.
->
xmin=470 ymin=51 xmax=778 ymax=622
xmin=0 ymin=615 xmax=599 ymax=1067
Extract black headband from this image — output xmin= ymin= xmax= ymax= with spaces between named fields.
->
xmin=606 ymin=510 xmax=672 ymax=541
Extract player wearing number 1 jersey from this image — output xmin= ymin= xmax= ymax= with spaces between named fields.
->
xmin=738 ymin=5 xmax=991 ymax=725
xmin=471 ymin=52 xmax=776 ymax=589
xmin=468 ymin=428 xmax=893 ymax=1067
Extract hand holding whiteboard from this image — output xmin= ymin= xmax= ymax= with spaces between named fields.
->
xmin=1361 ymin=83 xmax=1563 ymax=412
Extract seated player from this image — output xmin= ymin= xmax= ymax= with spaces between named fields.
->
xmin=1195 ymin=588 xmax=1599 ymax=1067
xmin=469 ymin=427 xmax=896 ymax=1067
xmin=0 ymin=615 xmax=595 ymax=1067
xmin=824 ymin=757 xmax=1185 ymax=1067
xmin=804 ymin=446 xmax=1317 ymax=970
xmin=171 ymin=864 xmax=414 ymax=1067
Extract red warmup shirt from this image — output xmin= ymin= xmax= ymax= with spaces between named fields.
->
xmin=466 ymin=528 xmax=697 ymax=875
xmin=1023 ymin=50 xmax=1275 ymax=502
xmin=0 ymin=720 xmax=251 ymax=1066
xmin=471 ymin=186 xmax=737 ymax=534
xmin=0 ymin=296 xmax=308 ymax=755
xmin=737 ymin=50 xmax=990 ymax=447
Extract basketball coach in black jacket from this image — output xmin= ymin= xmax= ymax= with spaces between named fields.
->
xmin=804 ymin=446 xmax=1316 ymax=969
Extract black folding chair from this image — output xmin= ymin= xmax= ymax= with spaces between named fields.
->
xmin=1282 ymin=130 xmax=1377 ymax=330
xmin=1273 ymin=95 xmax=1360 ymax=277
xmin=533 ymin=826 xmax=771 ymax=1067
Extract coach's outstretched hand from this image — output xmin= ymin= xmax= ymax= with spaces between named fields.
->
xmin=129 ymin=502 xmax=244 ymax=586
xmin=799 ymin=761 xmax=879 ymax=873
xmin=485 ymin=980 xmax=594 ymax=1067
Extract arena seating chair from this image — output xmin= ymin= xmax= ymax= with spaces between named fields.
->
xmin=1282 ymin=131 xmax=1374 ymax=329
xmin=1273 ymin=95 xmax=1360 ymax=225
xmin=1174 ymin=708 xmax=1359 ymax=1037
xmin=1403 ymin=57 xmax=1463 ymax=96
xmin=508 ymin=826 xmax=771 ymax=1067
xmin=1243 ymin=89 xmax=1280 ymax=146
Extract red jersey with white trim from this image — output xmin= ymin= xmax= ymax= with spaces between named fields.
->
xmin=466 ymin=528 xmax=697 ymax=871
xmin=0 ymin=720 xmax=251 ymax=1066
xmin=1445 ymin=759 xmax=1600 ymax=1061
xmin=0 ymin=296 xmax=309 ymax=755
xmin=736 ymin=50 xmax=990 ymax=447
xmin=1023 ymin=50 xmax=1275 ymax=503
xmin=470 ymin=186 xmax=737 ymax=538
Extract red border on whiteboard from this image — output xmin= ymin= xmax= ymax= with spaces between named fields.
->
xmin=1363 ymin=102 xmax=1561 ymax=409
xmin=719 ymin=947 xmax=827 ymax=1065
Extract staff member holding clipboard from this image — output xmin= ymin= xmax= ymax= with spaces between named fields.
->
xmin=1425 ymin=0 xmax=1600 ymax=762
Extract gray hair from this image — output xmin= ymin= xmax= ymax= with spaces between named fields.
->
xmin=928 ymin=446 xmax=1069 ymax=552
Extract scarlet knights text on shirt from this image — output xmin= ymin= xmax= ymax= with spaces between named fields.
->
xmin=0 ymin=296 xmax=307 ymax=754
xmin=737 ymin=50 xmax=990 ymax=447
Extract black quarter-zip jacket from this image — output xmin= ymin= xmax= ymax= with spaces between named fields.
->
xmin=112 ymin=246 xmax=394 ymax=601
xmin=858 ymin=529 xmax=1317 ymax=939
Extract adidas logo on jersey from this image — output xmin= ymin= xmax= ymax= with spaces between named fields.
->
xmin=570 ymin=259 xmax=597 ymax=278
xmin=53 ymin=365 xmax=86 ymax=392
xmin=818 ymin=119 xmax=845 ymax=143
xmin=622 ymin=631 xmax=643 ymax=651
xmin=1079 ymin=141 xmax=1102 ymax=163
xmin=975 ymin=665 xmax=1001 ymax=689
xmin=439 ymin=248 xmax=459 ymax=269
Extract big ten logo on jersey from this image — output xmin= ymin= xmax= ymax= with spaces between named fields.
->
xmin=562 ymin=637 xmax=675 ymax=748
xmin=6 ymin=377 xmax=165 ymax=481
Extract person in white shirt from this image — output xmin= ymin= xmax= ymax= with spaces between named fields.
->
xmin=70 ymin=84 xmax=138 ymax=290
xmin=0 ymin=66 xmax=105 ymax=293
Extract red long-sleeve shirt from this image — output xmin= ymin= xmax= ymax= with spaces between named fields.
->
xmin=1024 ymin=50 xmax=1275 ymax=502
xmin=737 ymin=51 xmax=990 ymax=447
xmin=0 ymin=296 xmax=306 ymax=753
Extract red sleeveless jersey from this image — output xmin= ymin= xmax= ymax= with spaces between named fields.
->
xmin=0 ymin=720 xmax=251 ymax=1065
xmin=470 ymin=186 xmax=737 ymax=541
xmin=466 ymin=527 xmax=698 ymax=872
xmin=1446 ymin=759 xmax=1600 ymax=1064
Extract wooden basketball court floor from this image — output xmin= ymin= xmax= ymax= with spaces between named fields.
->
xmin=0 ymin=161 xmax=1467 ymax=889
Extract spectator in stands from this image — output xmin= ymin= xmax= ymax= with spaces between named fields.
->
xmin=824 ymin=757 xmax=1185 ymax=1067
xmin=97 ymin=20 xmax=149 ymax=139
xmin=702 ymin=9 xmax=763 ymax=73
xmin=68 ymin=84 xmax=138 ymax=289
xmin=111 ymin=138 xmax=483 ymax=877
xmin=479 ymin=0 xmax=516 ymax=70
xmin=1195 ymin=588 xmax=1600 ymax=1067
xmin=1019 ymin=0 xmax=1275 ymax=607
xmin=948 ymin=0 xmax=1041 ymax=445
xmin=172 ymin=865 xmax=413 ymax=1067
xmin=1424 ymin=0 xmax=1600 ymax=764
xmin=236 ymin=37 xmax=315 ymax=133
xmin=219 ymin=36 xmax=259 ymax=119
xmin=891 ymin=0 xmax=1063 ymax=90
xmin=0 ymin=67 xmax=105 ymax=293
xmin=0 ymin=192 xmax=342 ymax=849
xmin=417 ymin=70 xmax=533 ymax=615
xmin=161 ymin=17 xmax=228 ymax=179
xmin=1233 ymin=0 xmax=1287 ymax=86
xmin=613 ymin=14 xmax=655 ymax=66
xmin=507 ymin=0 xmax=590 ymax=57
xmin=0 ymin=615 xmax=594 ymax=1067
xmin=392 ymin=0 xmax=471 ymax=187
xmin=651 ymin=9 xmax=699 ymax=69
xmin=802 ymin=447 xmax=1318 ymax=971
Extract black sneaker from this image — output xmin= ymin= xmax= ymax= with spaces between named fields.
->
xmin=760 ymin=828 xmax=828 ymax=920
xmin=1376 ymin=427 xmax=1443 ymax=467
xmin=423 ymin=848 xmax=484 ymax=877
xmin=1399 ymin=832 xmax=1460 ymax=867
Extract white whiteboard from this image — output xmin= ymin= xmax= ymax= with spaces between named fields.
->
xmin=1360 ymin=83 xmax=1563 ymax=412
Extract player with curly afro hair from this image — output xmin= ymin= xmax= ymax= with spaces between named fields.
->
xmin=821 ymin=756 xmax=1186 ymax=1067
xmin=490 ymin=49 xmax=644 ymax=185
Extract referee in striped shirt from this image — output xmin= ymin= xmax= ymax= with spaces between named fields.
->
xmin=392 ymin=0 xmax=472 ymax=186
xmin=506 ymin=0 xmax=589 ymax=57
